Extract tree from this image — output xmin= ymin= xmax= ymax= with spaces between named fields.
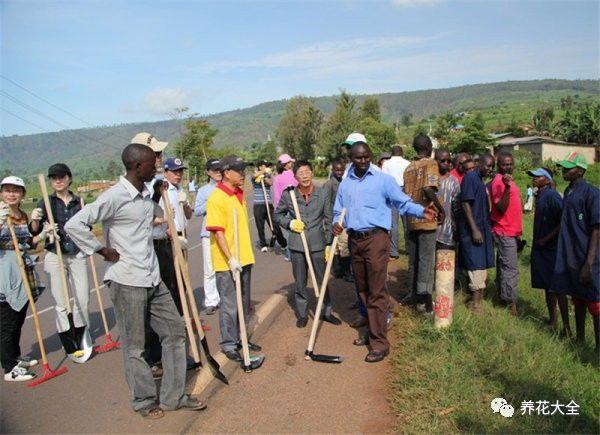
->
xmin=177 ymin=119 xmax=218 ymax=179
xmin=105 ymin=159 xmax=121 ymax=179
xmin=554 ymin=101 xmax=600 ymax=144
xmin=432 ymin=113 xmax=459 ymax=144
xmin=318 ymin=91 xmax=359 ymax=161
xmin=247 ymin=140 xmax=278 ymax=163
xmin=167 ymin=106 xmax=198 ymax=159
xmin=401 ymin=113 xmax=413 ymax=127
xmin=531 ymin=107 xmax=554 ymax=135
xmin=276 ymin=96 xmax=323 ymax=160
xmin=357 ymin=117 xmax=397 ymax=157
xmin=446 ymin=113 xmax=494 ymax=155
xmin=360 ymin=97 xmax=381 ymax=122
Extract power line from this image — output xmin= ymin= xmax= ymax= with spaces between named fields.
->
xmin=0 ymin=74 xmax=131 ymax=142
xmin=1 ymin=90 xmax=124 ymax=151
xmin=1 ymin=107 xmax=47 ymax=132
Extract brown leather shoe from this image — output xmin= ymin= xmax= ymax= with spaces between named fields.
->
xmin=365 ymin=349 xmax=389 ymax=363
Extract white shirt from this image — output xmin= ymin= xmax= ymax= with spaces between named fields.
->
xmin=160 ymin=182 xmax=187 ymax=234
xmin=65 ymin=176 xmax=162 ymax=287
xmin=382 ymin=156 xmax=411 ymax=188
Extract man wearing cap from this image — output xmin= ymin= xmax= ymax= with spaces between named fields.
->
xmin=30 ymin=163 xmax=91 ymax=359
xmin=205 ymin=155 xmax=262 ymax=362
xmin=252 ymin=160 xmax=286 ymax=252
xmin=342 ymin=133 xmax=380 ymax=178
xmin=553 ymin=152 xmax=599 ymax=350
xmin=131 ymin=132 xmax=168 ymax=175
xmin=333 ymin=142 xmax=437 ymax=363
xmin=194 ymin=159 xmax=223 ymax=315
xmin=66 ymin=144 xmax=203 ymax=418
xmin=489 ymin=152 xmax=523 ymax=315
xmin=528 ymin=167 xmax=569 ymax=333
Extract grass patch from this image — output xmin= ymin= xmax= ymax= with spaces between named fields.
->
xmin=388 ymin=165 xmax=599 ymax=433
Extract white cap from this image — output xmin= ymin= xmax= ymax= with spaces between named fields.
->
xmin=1 ymin=176 xmax=26 ymax=189
xmin=131 ymin=132 xmax=168 ymax=152
xmin=344 ymin=132 xmax=367 ymax=146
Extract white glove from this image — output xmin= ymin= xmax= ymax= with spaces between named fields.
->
xmin=0 ymin=202 xmax=9 ymax=226
xmin=178 ymin=236 xmax=188 ymax=250
xmin=31 ymin=207 xmax=44 ymax=221
xmin=39 ymin=222 xmax=60 ymax=243
xmin=228 ymin=257 xmax=243 ymax=273
xmin=177 ymin=190 xmax=188 ymax=204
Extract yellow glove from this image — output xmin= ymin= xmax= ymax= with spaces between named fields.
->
xmin=289 ymin=219 xmax=305 ymax=233
xmin=324 ymin=245 xmax=331 ymax=262
xmin=254 ymin=174 xmax=264 ymax=184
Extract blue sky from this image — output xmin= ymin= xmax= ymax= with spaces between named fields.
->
xmin=1 ymin=0 xmax=598 ymax=136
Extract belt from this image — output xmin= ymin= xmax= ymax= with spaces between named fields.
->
xmin=348 ymin=227 xmax=386 ymax=240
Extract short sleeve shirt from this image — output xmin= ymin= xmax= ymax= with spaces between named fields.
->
xmin=403 ymin=158 xmax=439 ymax=231
xmin=489 ymin=173 xmax=523 ymax=237
xmin=205 ymin=183 xmax=255 ymax=272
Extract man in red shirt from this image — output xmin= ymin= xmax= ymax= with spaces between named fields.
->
xmin=489 ymin=152 xmax=522 ymax=315
xmin=450 ymin=152 xmax=471 ymax=185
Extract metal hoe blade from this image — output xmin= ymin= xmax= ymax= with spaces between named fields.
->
xmin=242 ymin=354 xmax=265 ymax=372
xmin=305 ymin=350 xmax=344 ymax=364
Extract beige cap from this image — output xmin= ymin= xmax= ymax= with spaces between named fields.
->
xmin=130 ymin=132 xmax=168 ymax=152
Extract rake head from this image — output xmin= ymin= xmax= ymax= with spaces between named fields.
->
xmin=94 ymin=334 xmax=121 ymax=354
xmin=27 ymin=363 xmax=68 ymax=387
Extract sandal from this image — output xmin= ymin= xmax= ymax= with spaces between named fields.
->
xmin=364 ymin=350 xmax=389 ymax=363
xmin=177 ymin=395 xmax=207 ymax=411
xmin=138 ymin=405 xmax=164 ymax=419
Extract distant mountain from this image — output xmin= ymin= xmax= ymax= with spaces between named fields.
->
xmin=2 ymin=79 xmax=597 ymax=177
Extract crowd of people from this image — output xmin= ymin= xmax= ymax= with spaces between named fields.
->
xmin=0 ymin=130 xmax=597 ymax=419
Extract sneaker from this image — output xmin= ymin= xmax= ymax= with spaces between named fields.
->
xmin=17 ymin=356 xmax=39 ymax=369
xmin=4 ymin=365 xmax=35 ymax=382
xmin=260 ymin=246 xmax=268 ymax=253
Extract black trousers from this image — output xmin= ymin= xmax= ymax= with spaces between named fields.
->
xmin=145 ymin=239 xmax=183 ymax=365
xmin=253 ymin=203 xmax=286 ymax=248
xmin=0 ymin=301 xmax=29 ymax=373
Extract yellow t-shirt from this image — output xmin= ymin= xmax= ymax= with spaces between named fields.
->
xmin=205 ymin=183 xmax=255 ymax=272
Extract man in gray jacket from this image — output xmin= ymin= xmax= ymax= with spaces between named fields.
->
xmin=274 ymin=160 xmax=342 ymax=328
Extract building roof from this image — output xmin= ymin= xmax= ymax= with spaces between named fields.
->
xmin=496 ymin=135 xmax=579 ymax=147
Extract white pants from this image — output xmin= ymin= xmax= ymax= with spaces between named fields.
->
xmin=202 ymin=237 xmax=220 ymax=308
xmin=44 ymin=251 xmax=90 ymax=332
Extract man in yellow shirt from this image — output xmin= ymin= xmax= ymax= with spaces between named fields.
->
xmin=205 ymin=156 xmax=261 ymax=362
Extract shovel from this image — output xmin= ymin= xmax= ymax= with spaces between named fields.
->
xmin=289 ymin=189 xmax=320 ymax=298
xmin=7 ymin=217 xmax=69 ymax=386
xmin=38 ymin=174 xmax=92 ymax=363
xmin=233 ymin=209 xmax=265 ymax=372
xmin=304 ymin=209 xmax=346 ymax=364
xmin=161 ymin=190 xmax=228 ymax=384
xmin=259 ymin=178 xmax=276 ymax=248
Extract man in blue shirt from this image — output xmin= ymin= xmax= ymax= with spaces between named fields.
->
xmin=333 ymin=142 xmax=437 ymax=363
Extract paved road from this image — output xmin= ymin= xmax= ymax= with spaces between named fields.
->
xmin=0 ymin=186 xmax=297 ymax=433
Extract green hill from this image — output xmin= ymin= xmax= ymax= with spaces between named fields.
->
xmin=1 ymin=79 xmax=598 ymax=179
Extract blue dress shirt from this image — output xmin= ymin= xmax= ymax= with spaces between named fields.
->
xmin=333 ymin=165 xmax=425 ymax=232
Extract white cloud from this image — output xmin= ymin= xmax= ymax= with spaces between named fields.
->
xmin=122 ymin=87 xmax=200 ymax=116
xmin=194 ymin=35 xmax=437 ymax=74
xmin=391 ymin=0 xmax=443 ymax=6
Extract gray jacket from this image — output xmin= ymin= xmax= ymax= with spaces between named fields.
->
xmin=274 ymin=185 xmax=333 ymax=253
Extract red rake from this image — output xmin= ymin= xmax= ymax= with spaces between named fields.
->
xmin=7 ymin=217 xmax=69 ymax=387
xmin=94 ymin=333 xmax=121 ymax=353
xmin=27 ymin=363 xmax=69 ymax=388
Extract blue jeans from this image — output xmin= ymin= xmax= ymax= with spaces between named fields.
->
xmin=109 ymin=281 xmax=187 ymax=411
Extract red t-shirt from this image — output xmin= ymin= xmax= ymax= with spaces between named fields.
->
xmin=489 ymin=173 xmax=523 ymax=237
xmin=450 ymin=168 xmax=464 ymax=185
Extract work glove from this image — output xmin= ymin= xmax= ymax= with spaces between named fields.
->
xmin=228 ymin=257 xmax=243 ymax=273
xmin=31 ymin=207 xmax=44 ymax=221
xmin=254 ymin=174 xmax=264 ymax=184
xmin=289 ymin=219 xmax=305 ymax=233
xmin=265 ymin=167 xmax=272 ymax=175
xmin=324 ymin=245 xmax=331 ymax=262
xmin=177 ymin=190 xmax=188 ymax=205
xmin=178 ymin=236 xmax=188 ymax=250
xmin=39 ymin=222 xmax=60 ymax=243
xmin=0 ymin=202 xmax=9 ymax=226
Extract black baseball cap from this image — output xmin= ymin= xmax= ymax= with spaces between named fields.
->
xmin=257 ymin=159 xmax=272 ymax=167
xmin=205 ymin=159 xmax=221 ymax=171
xmin=220 ymin=155 xmax=247 ymax=172
xmin=48 ymin=163 xmax=72 ymax=178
